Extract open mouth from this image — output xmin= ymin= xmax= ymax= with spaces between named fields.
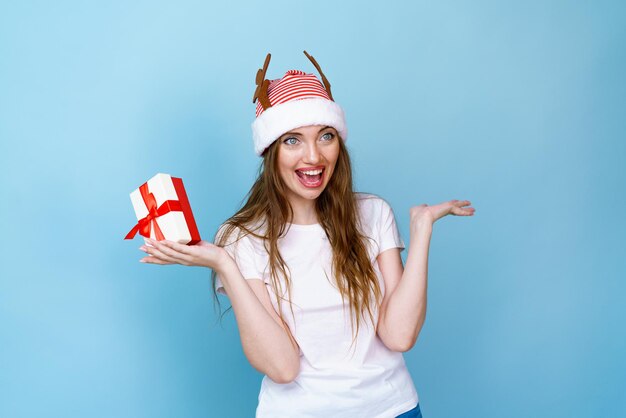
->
xmin=295 ymin=167 xmax=324 ymax=188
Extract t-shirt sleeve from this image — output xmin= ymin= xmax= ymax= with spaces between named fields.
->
xmin=377 ymin=198 xmax=405 ymax=255
xmin=214 ymin=227 xmax=263 ymax=296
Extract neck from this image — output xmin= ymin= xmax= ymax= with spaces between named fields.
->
xmin=288 ymin=196 xmax=318 ymax=225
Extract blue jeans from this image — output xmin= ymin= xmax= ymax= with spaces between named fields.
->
xmin=395 ymin=403 xmax=422 ymax=418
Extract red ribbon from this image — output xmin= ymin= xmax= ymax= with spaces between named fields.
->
xmin=125 ymin=182 xmax=183 ymax=240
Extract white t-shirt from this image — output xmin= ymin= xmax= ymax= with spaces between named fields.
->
xmin=215 ymin=193 xmax=419 ymax=418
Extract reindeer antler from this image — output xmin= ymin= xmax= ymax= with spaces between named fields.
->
xmin=303 ymin=50 xmax=334 ymax=101
xmin=253 ymin=53 xmax=272 ymax=110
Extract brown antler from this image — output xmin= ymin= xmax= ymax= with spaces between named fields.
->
xmin=303 ymin=50 xmax=334 ymax=101
xmin=253 ymin=53 xmax=272 ymax=110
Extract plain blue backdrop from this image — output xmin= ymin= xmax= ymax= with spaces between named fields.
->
xmin=1 ymin=1 xmax=625 ymax=417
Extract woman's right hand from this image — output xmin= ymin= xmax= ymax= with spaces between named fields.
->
xmin=139 ymin=238 xmax=232 ymax=272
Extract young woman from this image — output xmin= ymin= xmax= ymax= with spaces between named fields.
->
xmin=139 ymin=51 xmax=475 ymax=418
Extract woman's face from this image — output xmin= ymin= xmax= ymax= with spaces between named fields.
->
xmin=276 ymin=124 xmax=340 ymax=206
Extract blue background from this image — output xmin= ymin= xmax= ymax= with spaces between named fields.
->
xmin=1 ymin=1 xmax=625 ymax=417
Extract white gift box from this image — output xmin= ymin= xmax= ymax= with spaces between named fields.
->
xmin=126 ymin=173 xmax=201 ymax=245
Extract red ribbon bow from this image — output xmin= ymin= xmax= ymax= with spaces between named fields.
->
xmin=125 ymin=182 xmax=182 ymax=240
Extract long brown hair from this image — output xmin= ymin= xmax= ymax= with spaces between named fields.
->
xmin=210 ymin=134 xmax=382 ymax=349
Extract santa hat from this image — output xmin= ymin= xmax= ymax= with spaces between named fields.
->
xmin=251 ymin=51 xmax=348 ymax=156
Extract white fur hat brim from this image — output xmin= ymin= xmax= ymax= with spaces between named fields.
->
xmin=251 ymin=97 xmax=348 ymax=156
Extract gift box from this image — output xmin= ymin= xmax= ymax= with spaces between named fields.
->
xmin=125 ymin=173 xmax=201 ymax=245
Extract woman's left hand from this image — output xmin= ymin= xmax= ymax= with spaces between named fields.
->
xmin=410 ymin=199 xmax=475 ymax=231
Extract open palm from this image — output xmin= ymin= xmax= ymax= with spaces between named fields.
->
xmin=139 ymin=238 xmax=229 ymax=270
xmin=410 ymin=199 xmax=475 ymax=228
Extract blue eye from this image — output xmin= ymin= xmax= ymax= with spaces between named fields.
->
xmin=283 ymin=137 xmax=299 ymax=145
xmin=321 ymin=132 xmax=335 ymax=141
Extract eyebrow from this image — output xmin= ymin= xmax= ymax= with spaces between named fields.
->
xmin=281 ymin=125 xmax=333 ymax=137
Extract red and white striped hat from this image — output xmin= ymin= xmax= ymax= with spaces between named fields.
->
xmin=251 ymin=52 xmax=348 ymax=156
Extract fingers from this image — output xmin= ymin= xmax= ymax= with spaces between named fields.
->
xmin=140 ymin=243 xmax=178 ymax=264
xmin=151 ymin=238 xmax=194 ymax=255
xmin=454 ymin=204 xmax=475 ymax=215
xmin=140 ymin=255 xmax=174 ymax=265
xmin=139 ymin=239 xmax=187 ymax=265
xmin=448 ymin=200 xmax=475 ymax=216
xmin=147 ymin=238 xmax=200 ymax=266
xmin=452 ymin=200 xmax=473 ymax=209
xmin=451 ymin=199 xmax=470 ymax=206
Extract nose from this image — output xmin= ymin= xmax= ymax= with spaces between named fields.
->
xmin=302 ymin=140 xmax=321 ymax=164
